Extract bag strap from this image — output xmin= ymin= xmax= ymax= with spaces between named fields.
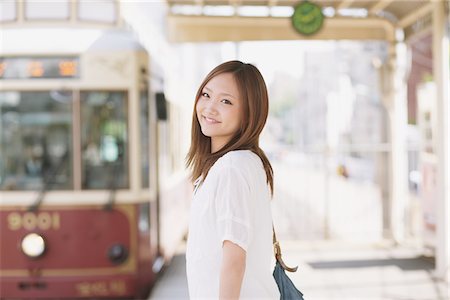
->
xmin=272 ymin=224 xmax=298 ymax=272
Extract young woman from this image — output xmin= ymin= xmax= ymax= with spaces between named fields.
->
xmin=186 ymin=61 xmax=280 ymax=299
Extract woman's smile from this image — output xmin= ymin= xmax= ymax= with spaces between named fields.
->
xmin=202 ymin=115 xmax=221 ymax=124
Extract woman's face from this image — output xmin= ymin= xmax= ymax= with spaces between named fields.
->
xmin=196 ymin=72 xmax=243 ymax=153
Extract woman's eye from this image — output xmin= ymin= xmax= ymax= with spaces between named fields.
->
xmin=221 ymin=99 xmax=232 ymax=105
xmin=201 ymin=92 xmax=209 ymax=98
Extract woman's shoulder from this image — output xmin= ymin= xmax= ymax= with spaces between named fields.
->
xmin=215 ymin=150 xmax=262 ymax=171
xmin=206 ymin=150 xmax=268 ymax=194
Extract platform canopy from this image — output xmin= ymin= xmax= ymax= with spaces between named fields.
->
xmin=166 ymin=0 xmax=445 ymax=42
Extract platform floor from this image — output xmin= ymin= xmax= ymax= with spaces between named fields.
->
xmin=148 ymin=240 xmax=449 ymax=300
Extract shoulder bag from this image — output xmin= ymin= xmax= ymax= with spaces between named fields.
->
xmin=272 ymin=225 xmax=305 ymax=299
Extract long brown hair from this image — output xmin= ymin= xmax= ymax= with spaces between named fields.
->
xmin=186 ymin=60 xmax=274 ymax=194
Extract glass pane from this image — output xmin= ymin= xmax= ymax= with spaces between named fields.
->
xmin=0 ymin=91 xmax=73 ymax=190
xmin=25 ymin=0 xmax=70 ymax=20
xmin=0 ymin=0 xmax=16 ymax=22
xmin=81 ymin=91 xmax=128 ymax=189
xmin=140 ymin=90 xmax=150 ymax=188
xmin=78 ymin=0 xmax=116 ymax=23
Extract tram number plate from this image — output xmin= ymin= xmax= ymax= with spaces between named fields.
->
xmin=76 ymin=280 xmax=127 ymax=296
xmin=7 ymin=212 xmax=60 ymax=231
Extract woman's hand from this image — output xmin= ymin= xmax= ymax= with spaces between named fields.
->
xmin=219 ymin=240 xmax=246 ymax=300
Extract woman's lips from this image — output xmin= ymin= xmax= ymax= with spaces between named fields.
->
xmin=203 ymin=116 xmax=220 ymax=124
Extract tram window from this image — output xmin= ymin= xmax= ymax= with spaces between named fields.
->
xmin=81 ymin=91 xmax=128 ymax=190
xmin=25 ymin=0 xmax=70 ymax=20
xmin=141 ymin=90 xmax=150 ymax=188
xmin=0 ymin=1 xmax=16 ymax=22
xmin=78 ymin=0 xmax=116 ymax=23
xmin=0 ymin=91 xmax=73 ymax=191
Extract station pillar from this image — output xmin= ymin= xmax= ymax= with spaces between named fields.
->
xmin=384 ymin=40 xmax=409 ymax=244
xmin=433 ymin=0 xmax=450 ymax=282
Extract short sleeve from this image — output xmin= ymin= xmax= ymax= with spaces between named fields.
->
xmin=214 ymin=166 xmax=252 ymax=252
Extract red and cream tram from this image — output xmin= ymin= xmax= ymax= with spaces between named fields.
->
xmin=0 ymin=27 xmax=191 ymax=299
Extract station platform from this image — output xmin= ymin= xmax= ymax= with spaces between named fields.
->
xmin=148 ymin=240 xmax=449 ymax=300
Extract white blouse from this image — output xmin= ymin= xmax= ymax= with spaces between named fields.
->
xmin=186 ymin=150 xmax=280 ymax=299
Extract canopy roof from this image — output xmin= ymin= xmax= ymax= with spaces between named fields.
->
xmin=166 ymin=0 xmax=444 ymax=42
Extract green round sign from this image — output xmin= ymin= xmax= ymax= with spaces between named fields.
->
xmin=292 ymin=1 xmax=324 ymax=36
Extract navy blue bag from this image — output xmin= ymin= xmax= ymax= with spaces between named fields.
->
xmin=272 ymin=227 xmax=305 ymax=300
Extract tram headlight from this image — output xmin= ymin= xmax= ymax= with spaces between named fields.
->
xmin=108 ymin=244 xmax=128 ymax=264
xmin=21 ymin=233 xmax=46 ymax=258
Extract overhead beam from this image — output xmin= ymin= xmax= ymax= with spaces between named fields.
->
xmin=337 ymin=0 xmax=355 ymax=10
xmin=167 ymin=15 xmax=396 ymax=42
xmin=228 ymin=0 xmax=241 ymax=16
xmin=268 ymin=0 xmax=278 ymax=7
xmin=398 ymin=3 xmax=433 ymax=28
xmin=369 ymin=0 xmax=394 ymax=15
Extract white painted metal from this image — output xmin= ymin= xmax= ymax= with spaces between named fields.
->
xmin=433 ymin=0 xmax=450 ymax=282
xmin=385 ymin=41 xmax=409 ymax=244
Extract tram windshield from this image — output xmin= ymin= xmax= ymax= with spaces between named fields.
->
xmin=0 ymin=90 xmax=129 ymax=191
xmin=81 ymin=91 xmax=128 ymax=190
xmin=0 ymin=91 xmax=73 ymax=190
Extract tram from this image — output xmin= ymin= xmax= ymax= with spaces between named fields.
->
xmin=0 ymin=28 xmax=191 ymax=299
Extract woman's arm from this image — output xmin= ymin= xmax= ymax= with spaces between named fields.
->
xmin=219 ymin=240 xmax=246 ymax=300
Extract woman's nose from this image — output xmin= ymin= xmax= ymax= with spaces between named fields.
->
xmin=204 ymin=100 xmax=218 ymax=114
